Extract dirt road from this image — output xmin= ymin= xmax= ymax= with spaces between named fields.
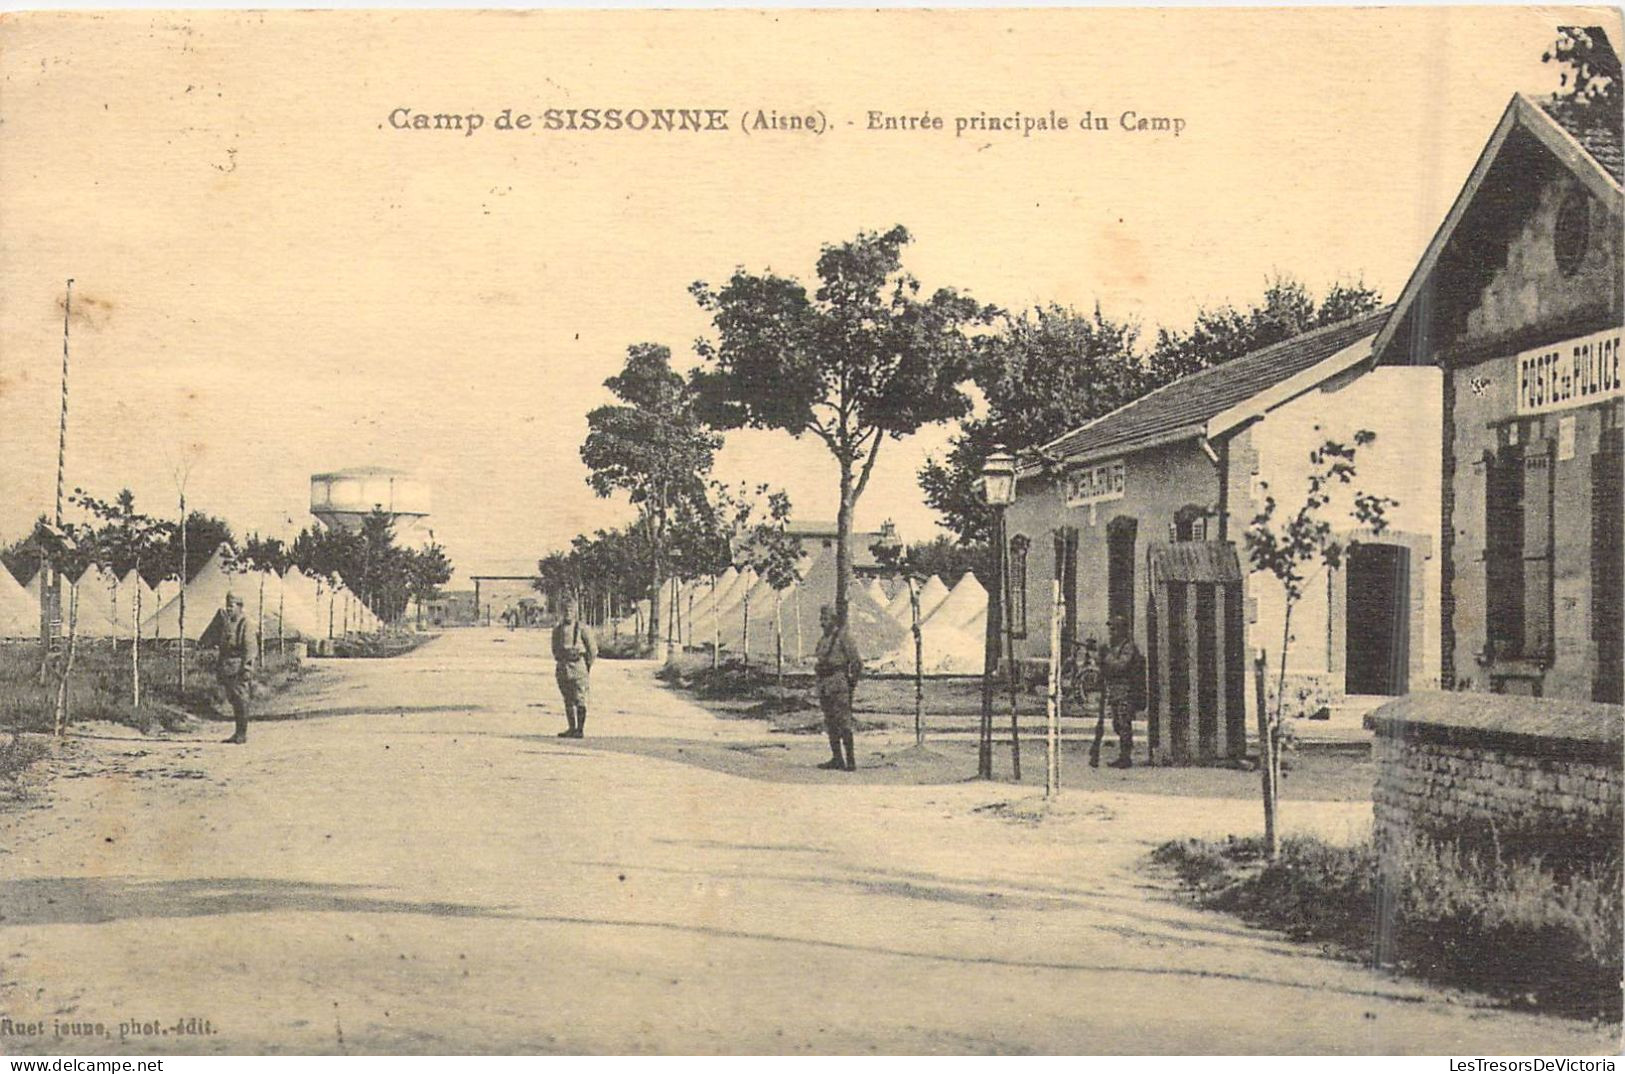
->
xmin=0 ymin=630 xmax=1613 ymax=1054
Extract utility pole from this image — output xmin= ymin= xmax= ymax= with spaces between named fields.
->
xmin=40 ymin=279 xmax=73 ymax=679
xmin=178 ymin=488 xmax=187 ymax=696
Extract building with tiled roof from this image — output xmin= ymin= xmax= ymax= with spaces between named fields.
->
xmin=1538 ymin=97 xmax=1624 ymax=185
xmin=1036 ymin=307 xmax=1392 ymax=468
xmin=1371 ymin=91 xmax=1623 ymax=705
xmin=1004 ymin=305 xmax=1445 ymax=764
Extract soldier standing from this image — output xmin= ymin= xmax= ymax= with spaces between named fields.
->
xmin=216 ymin=592 xmax=254 ymax=745
xmin=552 ymin=596 xmax=597 ymax=738
xmin=813 ymin=605 xmax=862 ymax=772
xmin=1097 ymin=613 xmax=1145 ymax=769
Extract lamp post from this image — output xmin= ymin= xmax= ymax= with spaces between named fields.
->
xmin=978 ymin=448 xmax=1016 ymax=779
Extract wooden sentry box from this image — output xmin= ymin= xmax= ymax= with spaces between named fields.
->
xmin=1145 ymin=541 xmax=1249 ymax=765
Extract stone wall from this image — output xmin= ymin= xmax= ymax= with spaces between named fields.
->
xmin=1367 ymin=691 xmax=1622 ymax=856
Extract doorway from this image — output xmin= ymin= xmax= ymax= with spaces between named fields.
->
xmin=1106 ymin=517 xmax=1137 ymax=636
xmin=1345 ymin=543 xmax=1411 ymax=695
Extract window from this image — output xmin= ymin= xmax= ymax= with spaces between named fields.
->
xmin=1172 ymin=504 xmax=1209 ymax=542
xmin=1008 ymin=535 xmax=1030 ymax=639
xmin=1484 ymin=422 xmax=1555 ymax=662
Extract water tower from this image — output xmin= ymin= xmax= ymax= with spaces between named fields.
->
xmin=310 ymin=467 xmax=431 ymax=534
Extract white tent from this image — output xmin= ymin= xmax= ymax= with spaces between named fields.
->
xmin=244 ymin=569 xmax=326 ymax=641
xmin=145 ymin=578 xmax=171 ymax=638
xmin=705 ymin=567 xmax=757 ymax=640
xmin=274 ymin=571 xmax=328 ymax=639
xmin=684 ymin=568 xmax=733 ymax=630
xmin=143 ymin=547 xmax=255 ymax=642
xmin=875 ymin=573 xmax=988 ymax=675
xmin=921 ymin=572 xmax=987 ymax=632
xmin=722 ymin=565 xmax=807 ymax=657
xmin=112 ymin=570 xmax=147 ymax=636
xmin=722 ymin=551 xmax=906 ymax=665
xmin=864 ymin=578 xmax=890 ymax=609
xmin=885 ymin=575 xmax=948 ymax=625
xmin=0 ymin=566 xmax=38 ymax=637
xmin=64 ymin=565 xmax=121 ymax=638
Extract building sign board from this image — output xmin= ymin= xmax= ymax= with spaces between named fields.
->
xmin=1065 ymin=458 xmax=1126 ymax=507
xmin=1515 ymin=328 xmax=1623 ymax=416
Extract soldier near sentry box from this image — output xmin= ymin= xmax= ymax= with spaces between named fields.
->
xmin=1096 ymin=613 xmax=1145 ymax=769
xmin=214 ymin=592 xmax=255 ymax=745
xmin=551 ymin=595 xmax=597 ymax=738
xmin=813 ymin=605 xmax=862 ymax=772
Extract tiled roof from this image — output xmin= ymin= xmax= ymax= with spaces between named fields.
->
xmin=1538 ymin=98 xmax=1625 ymax=185
xmin=1042 ymin=307 xmax=1391 ymax=463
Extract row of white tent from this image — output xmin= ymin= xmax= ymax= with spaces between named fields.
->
xmin=0 ymin=545 xmax=384 ymax=642
xmin=613 ymin=554 xmax=993 ymax=674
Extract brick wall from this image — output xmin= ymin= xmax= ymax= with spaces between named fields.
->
xmin=1367 ymin=692 xmax=1622 ymax=856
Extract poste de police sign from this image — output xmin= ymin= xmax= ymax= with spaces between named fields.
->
xmin=1516 ymin=327 xmax=1623 ymax=416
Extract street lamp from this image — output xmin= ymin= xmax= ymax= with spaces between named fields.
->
xmin=980 ymin=450 xmax=1017 ymax=509
xmin=978 ymin=448 xmax=1018 ymax=779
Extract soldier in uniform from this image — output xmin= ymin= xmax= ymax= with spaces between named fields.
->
xmin=216 ymin=592 xmax=254 ymax=745
xmin=551 ymin=595 xmax=597 ymax=738
xmin=813 ymin=605 xmax=862 ymax=772
xmin=1097 ymin=613 xmax=1145 ymax=769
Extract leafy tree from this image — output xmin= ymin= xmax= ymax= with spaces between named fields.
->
xmin=887 ymin=534 xmax=994 ymax=589
xmin=535 ymin=527 xmax=654 ymax=628
xmin=404 ymin=542 xmax=453 ymax=626
xmin=701 ymin=481 xmax=800 ymax=667
xmin=1243 ymin=429 xmax=1395 ymax=858
xmin=1 ymin=515 xmax=57 ymax=589
xmin=70 ymin=488 xmax=172 ymax=707
xmin=154 ymin=510 xmax=236 ymax=585
xmin=27 ymin=519 xmax=99 ymax=733
xmin=1147 ymin=276 xmax=1382 ymax=384
xmin=582 ymin=342 xmax=721 ymax=646
xmin=691 ymin=225 xmax=991 ymax=622
xmin=921 ymin=303 xmax=1146 ymax=543
xmin=239 ymin=534 xmax=291 ymax=577
xmin=291 ymin=524 xmax=354 ymax=583
xmin=1545 ymin=26 xmax=1621 ymax=123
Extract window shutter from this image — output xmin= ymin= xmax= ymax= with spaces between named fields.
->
xmin=1522 ymin=440 xmax=1556 ymax=659
xmin=1484 ymin=447 xmax=1524 ymax=655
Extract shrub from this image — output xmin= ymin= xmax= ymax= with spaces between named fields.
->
xmin=1154 ymin=832 xmax=1623 ymax=1020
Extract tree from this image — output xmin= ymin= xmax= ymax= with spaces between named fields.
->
xmin=1147 ymin=276 xmax=1383 ymax=384
xmin=890 ymin=534 xmax=993 ymax=589
xmin=155 ymin=510 xmax=236 ymax=585
xmin=28 ymin=519 xmax=97 ymax=735
xmin=1243 ymin=429 xmax=1395 ymax=858
xmin=582 ymin=343 xmax=721 ymax=647
xmin=691 ymin=225 xmax=991 ymax=622
xmin=921 ymin=302 xmax=1146 ymax=542
xmin=704 ymin=481 xmax=799 ymax=668
xmin=1 ymin=515 xmax=53 ymax=586
xmin=1545 ymin=26 xmax=1621 ymax=123
xmin=71 ymin=488 xmax=171 ymax=707
xmin=535 ymin=527 xmax=654 ymax=631
xmin=404 ymin=543 xmax=453 ymax=627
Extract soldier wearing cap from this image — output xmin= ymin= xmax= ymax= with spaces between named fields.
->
xmin=813 ymin=605 xmax=862 ymax=771
xmin=1097 ymin=613 xmax=1145 ymax=769
xmin=551 ymin=595 xmax=597 ymax=738
xmin=216 ymin=592 xmax=254 ymax=744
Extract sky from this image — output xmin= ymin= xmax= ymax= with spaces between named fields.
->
xmin=0 ymin=7 xmax=1600 ymax=581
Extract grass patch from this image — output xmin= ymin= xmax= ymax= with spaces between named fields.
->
xmin=0 ymin=733 xmax=50 ymax=795
xmin=324 ymin=632 xmax=435 ymax=659
xmin=0 ymin=639 xmax=307 ymax=734
xmin=1152 ymin=832 xmax=1623 ymax=1020
xmin=597 ymin=633 xmax=652 ymax=660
